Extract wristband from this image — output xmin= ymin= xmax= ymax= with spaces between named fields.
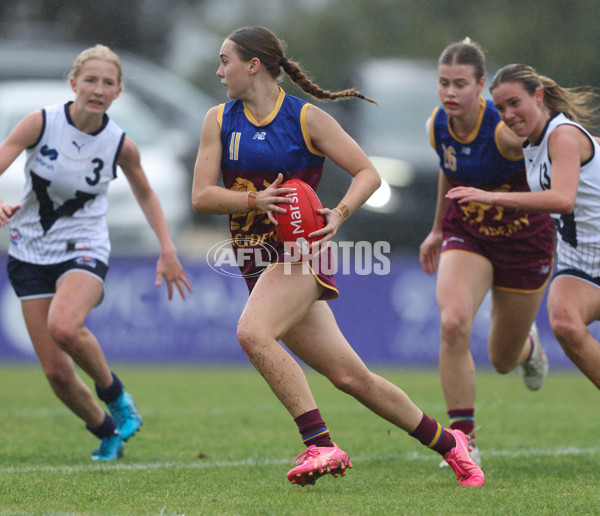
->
xmin=336 ymin=201 xmax=349 ymax=219
xmin=247 ymin=191 xmax=257 ymax=210
xmin=333 ymin=208 xmax=345 ymax=219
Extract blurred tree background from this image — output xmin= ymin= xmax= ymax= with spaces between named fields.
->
xmin=2 ymin=0 xmax=598 ymax=252
xmin=1 ymin=0 xmax=599 ymax=95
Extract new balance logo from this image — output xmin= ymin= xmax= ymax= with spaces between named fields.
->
xmin=252 ymin=132 xmax=267 ymax=140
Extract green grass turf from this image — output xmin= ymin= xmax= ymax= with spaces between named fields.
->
xmin=0 ymin=363 xmax=598 ymax=515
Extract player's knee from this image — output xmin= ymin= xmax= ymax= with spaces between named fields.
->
xmin=439 ymin=311 xmax=471 ymax=348
xmin=328 ymin=369 xmax=373 ymax=397
xmin=329 ymin=372 xmax=360 ymax=395
xmin=549 ymin=310 xmax=586 ymax=351
xmin=236 ymin=324 xmax=252 ymax=352
xmin=43 ymin=365 xmax=73 ymax=393
xmin=489 ymin=355 xmax=513 ymax=375
xmin=48 ymin=318 xmax=79 ymax=350
xmin=236 ymin=319 xmax=262 ymax=355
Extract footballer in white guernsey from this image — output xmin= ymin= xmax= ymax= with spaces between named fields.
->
xmin=523 ymin=113 xmax=600 ymax=278
xmin=447 ymin=63 xmax=600 ymax=394
xmin=0 ymin=44 xmax=191 ymax=462
xmin=9 ymin=101 xmax=123 ymax=264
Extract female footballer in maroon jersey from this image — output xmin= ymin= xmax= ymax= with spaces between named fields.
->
xmin=420 ymin=39 xmax=555 ymax=465
xmin=192 ymin=26 xmax=484 ymax=487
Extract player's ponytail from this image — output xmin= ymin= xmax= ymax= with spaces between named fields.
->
xmin=227 ymin=26 xmax=376 ymax=104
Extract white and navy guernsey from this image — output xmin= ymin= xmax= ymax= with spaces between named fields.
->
xmin=9 ymin=101 xmax=125 ymax=265
xmin=523 ymin=112 xmax=600 ymax=279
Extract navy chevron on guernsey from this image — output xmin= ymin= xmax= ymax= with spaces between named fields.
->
xmin=1 ymin=43 xmax=191 ymax=463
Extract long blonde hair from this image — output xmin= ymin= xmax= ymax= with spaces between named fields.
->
xmin=68 ymin=44 xmax=123 ymax=87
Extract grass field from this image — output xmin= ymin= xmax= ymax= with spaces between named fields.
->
xmin=0 ymin=363 xmax=598 ymax=515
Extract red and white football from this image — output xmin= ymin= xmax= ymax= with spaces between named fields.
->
xmin=274 ymin=178 xmax=326 ymax=255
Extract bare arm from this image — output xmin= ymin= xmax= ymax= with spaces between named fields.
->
xmin=419 ymin=170 xmax=451 ymax=275
xmin=0 ymin=110 xmax=43 ymax=225
xmin=118 ymin=136 xmax=192 ymax=300
xmin=191 ymin=106 xmax=293 ymax=221
xmin=305 ymin=105 xmax=381 ymax=242
xmin=446 ymin=125 xmax=583 ymax=214
xmin=496 ymin=122 xmax=526 ymax=160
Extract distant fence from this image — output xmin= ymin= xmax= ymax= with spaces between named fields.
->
xmin=0 ymin=252 xmax=589 ymax=370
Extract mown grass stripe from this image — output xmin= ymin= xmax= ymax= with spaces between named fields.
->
xmin=1 ymin=445 xmax=597 ymax=475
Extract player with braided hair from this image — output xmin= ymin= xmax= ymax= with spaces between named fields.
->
xmin=192 ymin=26 xmax=484 ymax=487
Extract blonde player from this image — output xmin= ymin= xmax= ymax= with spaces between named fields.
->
xmin=0 ymin=44 xmax=191 ymax=460
xmin=420 ymin=40 xmax=555 ymax=465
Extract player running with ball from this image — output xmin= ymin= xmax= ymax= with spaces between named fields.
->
xmin=192 ymin=25 xmax=484 ymax=487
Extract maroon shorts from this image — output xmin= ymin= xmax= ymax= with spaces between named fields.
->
xmin=244 ymin=244 xmax=339 ymax=301
xmin=441 ymin=224 xmax=554 ymax=292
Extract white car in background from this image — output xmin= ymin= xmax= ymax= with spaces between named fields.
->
xmin=0 ymin=79 xmax=192 ymax=253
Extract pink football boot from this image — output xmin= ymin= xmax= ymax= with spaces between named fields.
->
xmin=443 ymin=429 xmax=485 ymax=487
xmin=287 ymin=443 xmax=352 ymax=486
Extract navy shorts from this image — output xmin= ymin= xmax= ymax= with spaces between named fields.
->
xmin=554 ymin=268 xmax=600 ymax=289
xmin=7 ymin=256 xmax=109 ymax=300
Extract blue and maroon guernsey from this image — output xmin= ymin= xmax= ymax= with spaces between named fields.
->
xmin=429 ymin=97 xmax=554 ymax=245
xmin=218 ymin=87 xmax=337 ymax=296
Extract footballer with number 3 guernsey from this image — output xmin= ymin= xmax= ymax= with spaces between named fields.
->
xmin=192 ymin=25 xmax=485 ymax=488
xmin=0 ymin=44 xmax=191 ymax=462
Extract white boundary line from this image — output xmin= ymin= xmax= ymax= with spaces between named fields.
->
xmin=0 ymin=445 xmax=597 ymax=475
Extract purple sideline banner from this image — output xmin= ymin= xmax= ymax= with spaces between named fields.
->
xmin=0 ymin=251 xmax=588 ymax=369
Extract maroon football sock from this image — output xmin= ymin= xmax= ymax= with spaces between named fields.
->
xmin=409 ymin=412 xmax=456 ymax=456
xmin=294 ymin=408 xmax=334 ymax=447
xmin=448 ymin=408 xmax=475 ymax=437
